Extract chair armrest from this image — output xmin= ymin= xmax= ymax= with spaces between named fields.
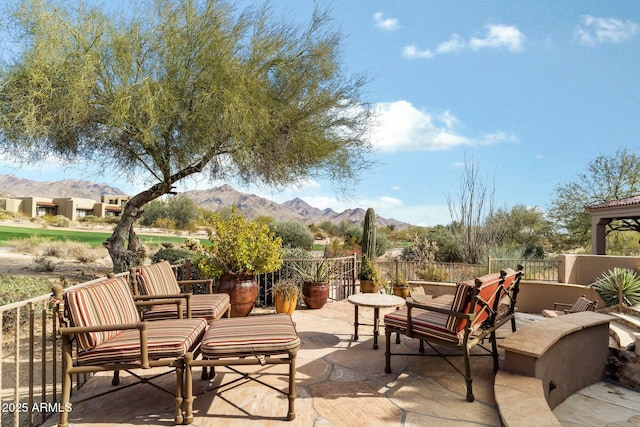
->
xmin=178 ymin=279 xmax=214 ymax=294
xmin=59 ymin=322 xmax=151 ymax=368
xmin=553 ymin=302 xmax=572 ymax=310
xmin=407 ymin=297 xmax=474 ymax=320
xmin=134 ymin=296 xmax=189 ymax=319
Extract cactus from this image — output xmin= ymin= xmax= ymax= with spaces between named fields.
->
xmin=361 ymin=207 xmax=376 ymax=260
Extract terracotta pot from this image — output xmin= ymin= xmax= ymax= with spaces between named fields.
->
xmin=275 ymin=293 xmax=298 ymax=315
xmin=360 ymin=279 xmax=379 ymax=293
xmin=216 ymin=273 xmax=257 ymax=317
xmin=302 ymin=281 xmax=329 ymax=309
xmin=392 ymin=286 xmax=410 ymax=299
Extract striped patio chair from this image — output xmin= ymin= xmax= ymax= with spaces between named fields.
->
xmin=52 ymin=274 xmax=207 ymax=426
xmin=542 ymin=295 xmax=598 ymax=318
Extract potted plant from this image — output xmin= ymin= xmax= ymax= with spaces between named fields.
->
xmin=271 ymin=278 xmax=300 ymax=315
xmin=391 ymin=272 xmax=410 ymax=298
xmin=359 ymin=255 xmax=382 ymax=293
xmin=295 ymin=259 xmax=332 ymax=309
xmin=197 ymin=206 xmax=283 ymax=317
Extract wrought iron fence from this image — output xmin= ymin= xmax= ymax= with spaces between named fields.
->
xmin=488 ymin=257 xmax=559 ymax=282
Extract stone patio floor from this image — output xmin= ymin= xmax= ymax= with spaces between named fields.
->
xmin=41 ymin=300 xmax=640 ymax=427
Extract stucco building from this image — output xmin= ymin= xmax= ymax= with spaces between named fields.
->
xmin=0 ymin=195 xmax=129 ymax=221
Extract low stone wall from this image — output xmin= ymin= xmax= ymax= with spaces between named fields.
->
xmin=495 ymin=312 xmax=613 ymax=426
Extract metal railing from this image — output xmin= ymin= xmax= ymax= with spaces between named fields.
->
xmin=0 ymin=254 xmax=559 ymax=426
xmin=1 ymin=294 xmax=60 ymax=427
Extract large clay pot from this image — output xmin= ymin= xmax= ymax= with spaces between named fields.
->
xmin=302 ymin=281 xmax=329 ymax=309
xmin=360 ymin=279 xmax=379 ymax=293
xmin=275 ymin=293 xmax=298 ymax=315
xmin=216 ymin=273 xmax=258 ymax=317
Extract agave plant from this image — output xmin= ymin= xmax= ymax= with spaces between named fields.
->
xmin=593 ymin=267 xmax=640 ymax=308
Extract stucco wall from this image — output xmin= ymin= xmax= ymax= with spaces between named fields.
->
xmin=559 ymin=254 xmax=640 ymax=285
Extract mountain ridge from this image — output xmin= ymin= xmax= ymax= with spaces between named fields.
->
xmin=0 ymin=174 xmax=408 ymax=227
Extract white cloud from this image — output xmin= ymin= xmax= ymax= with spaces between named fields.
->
xmin=373 ymin=12 xmax=400 ymax=31
xmin=403 ymin=23 xmax=524 ymax=59
xmin=436 ymin=34 xmax=466 ymax=54
xmin=369 ymin=101 xmax=516 ymax=152
xmin=469 ymin=24 xmax=524 ymax=52
xmin=574 ymin=15 xmax=639 ymax=46
xmin=402 ymin=45 xmax=433 ymax=59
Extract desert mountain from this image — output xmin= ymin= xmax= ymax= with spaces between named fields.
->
xmin=0 ymin=174 xmax=408 ymax=227
xmin=0 ymin=174 xmax=125 ymax=200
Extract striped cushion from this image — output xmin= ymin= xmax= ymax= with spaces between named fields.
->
xmin=201 ymin=314 xmax=300 ymax=358
xmin=138 ymin=261 xmax=181 ymax=296
xmin=445 ymin=280 xmax=474 ymax=333
xmin=143 ymin=293 xmax=230 ymax=322
xmin=65 ymin=276 xmax=140 ymax=350
xmin=385 ymin=307 xmax=460 ymax=344
xmin=571 ymin=296 xmax=595 ymax=312
xmin=77 ymin=318 xmax=207 ymax=365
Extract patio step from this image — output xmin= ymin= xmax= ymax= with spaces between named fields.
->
xmin=609 ymin=321 xmax=636 ymax=350
xmin=609 ymin=312 xmax=640 ymax=331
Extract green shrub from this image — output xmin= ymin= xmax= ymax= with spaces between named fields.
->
xmin=593 ymin=268 xmax=640 ymax=307
xmin=416 ymin=263 xmax=449 ymax=282
xmin=270 ymin=220 xmax=314 ymax=249
xmin=1 ymin=276 xmax=55 ymax=330
xmin=151 ymin=247 xmax=197 ymax=266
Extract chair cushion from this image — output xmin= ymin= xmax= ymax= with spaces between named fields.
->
xmin=201 ymin=314 xmax=300 ymax=358
xmin=77 ymin=318 xmax=207 ymax=365
xmin=65 ymin=276 xmax=140 ymax=350
xmin=138 ymin=261 xmax=181 ymax=296
xmin=384 ymin=307 xmax=460 ymax=344
xmin=445 ymin=280 xmax=474 ymax=333
xmin=143 ymin=293 xmax=230 ymax=322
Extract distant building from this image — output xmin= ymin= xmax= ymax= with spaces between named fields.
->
xmin=0 ymin=195 xmax=130 ymax=221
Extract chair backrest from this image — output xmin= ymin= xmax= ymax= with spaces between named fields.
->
xmin=445 ymin=269 xmax=519 ymax=335
xmin=64 ymin=275 xmax=140 ymax=350
xmin=570 ymin=296 xmax=597 ymax=312
xmin=137 ymin=261 xmax=181 ymax=296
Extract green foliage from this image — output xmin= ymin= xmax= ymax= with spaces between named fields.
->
xmin=401 ymin=234 xmax=438 ymax=264
xmin=425 ymin=225 xmax=460 ymax=262
xmin=293 ymin=259 xmax=333 ymax=282
xmin=197 ymin=207 xmax=283 ymax=277
xmin=152 ymin=247 xmax=197 ymax=266
xmin=270 ymin=220 xmax=314 ymax=249
xmin=271 ymin=278 xmax=300 ymax=299
xmin=358 ymin=255 xmax=382 ymax=284
xmin=593 ymin=268 xmax=640 ymax=307
xmin=284 ymin=246 xmax=312 ymax=260
xmin=0 ymin=276 xmax=53 ymax=306
xmin=375 ymin=233 xmax=390 ymax=257
xmin=361 ymin=207 xmax=376 ymax=260
xmin=140 ymin=196 xmax=200 ymax=230
xmin=549 ymin=148 xmax=640 ymax=249
xmin=416 ymin=264 xmax=449 ymax=282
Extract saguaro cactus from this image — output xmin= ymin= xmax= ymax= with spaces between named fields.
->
xmin=361 ymin=207 xmax=376 ymax=260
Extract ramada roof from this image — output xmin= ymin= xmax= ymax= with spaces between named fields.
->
xmin=586 ymin=194 xmax=640 ymax=211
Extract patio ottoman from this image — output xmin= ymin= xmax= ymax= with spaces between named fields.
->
xmin=184 ymin=313 xmax=300 ymax=422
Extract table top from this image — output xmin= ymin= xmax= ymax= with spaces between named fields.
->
xmin=347 ymin=293 xmax=406 ymax=308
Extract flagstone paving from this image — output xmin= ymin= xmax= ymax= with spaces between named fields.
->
xmin=40 ymin=300 xmax=639 ymax=427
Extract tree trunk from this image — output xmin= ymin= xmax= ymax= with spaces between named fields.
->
xmin=104 ymin=183 xmax=172 ymax=273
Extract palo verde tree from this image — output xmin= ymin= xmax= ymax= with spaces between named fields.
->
xmin=549 ymin=148 xmax=640 ymax=250
xmin=0 ymin=0 xmax=372 ymax=271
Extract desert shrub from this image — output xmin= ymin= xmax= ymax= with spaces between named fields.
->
xmin=6 ymin=236 xmax=49 ymax=254
xmin=270 ymin=220 xmax=314 ymax=249
xmin=152 ymin=247 xmax=198 ymax=266
xmin=41 ymin=242 xmax=66 ymax=257
xmin=1 ymin=276 xmax=56 ymax=330
xmin=33 ymin=255 xmax=58 ymax=271
xmin=43 ymin=215 xmax=70 ymax=227
xmin=153 ymin=217 xmax=177 ymax=231
xmin=416 ymin=263 xmax=449 ymax=282
xmin=284 ymin=247 xmax=312 ymax=260
xmin=66 ymin=242 xmax=106 ymax=263
xmin=593 ymin=268 xmax=640 ymax=307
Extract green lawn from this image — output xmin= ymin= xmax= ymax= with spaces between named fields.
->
xmin=0 ymin=225 xmax=196 ymax=247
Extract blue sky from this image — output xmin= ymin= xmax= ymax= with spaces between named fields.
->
xmin=2 ymin=1 xmax=640 ymax=226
